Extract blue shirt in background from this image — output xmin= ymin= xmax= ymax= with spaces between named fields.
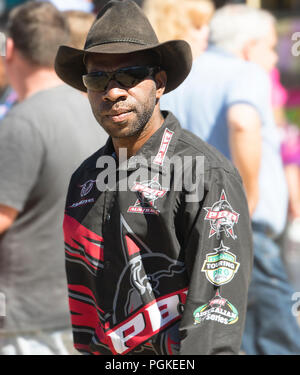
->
xmin=161 ymin=46 xmax=288 ymax=236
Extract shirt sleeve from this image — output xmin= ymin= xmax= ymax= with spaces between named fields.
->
xmin=178 ymin=166 xmax=253 ymax=355
xmin=0 ymin=114 xmax=44 ymax=211
xmin=225 ymin=62 xmax=272 ymax=122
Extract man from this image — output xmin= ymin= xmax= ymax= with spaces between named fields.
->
xmin=161 ymin=4 xmax=300 ymax=354
xmin=40 ymin=0 xmax=94 ymax=12
xmin=0 ymin=2 xmax=107 ymax=354
xmin=55 ymin=0 xmax=252 ymax=355
xmin=64 ymin=10 xmax=96 ymax=50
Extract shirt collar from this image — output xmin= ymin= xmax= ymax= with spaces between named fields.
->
xmin=101 ymin=110 xmax=182 ymax=175
xmin=206 ymin=44 xmax=238 ymax=60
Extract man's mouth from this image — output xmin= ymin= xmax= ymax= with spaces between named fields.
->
xmin=105 ymin=109 xmax=133 ymax=123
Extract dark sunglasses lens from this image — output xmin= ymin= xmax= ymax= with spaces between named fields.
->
xmin=115 ymin=67 xmax=151 ymax=87
xmin=82 ymin=73 xmax=109 ymax=91
xmin=114 ymin=72 xmax=138 ymax=87
xmin=82 ymin=66 xmax=154 ymax=91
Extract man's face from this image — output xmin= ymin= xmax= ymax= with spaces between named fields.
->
xmin=85 ymin=52 xmax=165 ymax=139
xmin=245 ymin=23 xmax=278 ymax=72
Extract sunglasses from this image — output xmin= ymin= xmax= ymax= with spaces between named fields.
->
xmin=82 ymin=65 xmax=160 ymax=92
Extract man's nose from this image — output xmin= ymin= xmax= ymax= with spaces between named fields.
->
xmin=102 ymin=79 xmax=128 ymax=102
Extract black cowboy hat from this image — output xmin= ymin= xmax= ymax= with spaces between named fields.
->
xmin=54 ymin=0 xmax=193 ymax=94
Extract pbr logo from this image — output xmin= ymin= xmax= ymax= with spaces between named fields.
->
xmin=193 ymin=290 xmax=239 ymax=326
xmin=204 ymin=190 xmax=239 ymax=239
xmin=153 ymin=128 xmax=174 ymax=166
xmin=201 ymin=241 xmax=240 ymax=286
xmin=128 ymin=175 xmax=167 ymax=215
xmin=98 ymin=215 xmax=188 ymax=354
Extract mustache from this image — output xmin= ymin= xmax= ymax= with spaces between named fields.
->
xmin=100 ymin=102 xmax=135 ymax=116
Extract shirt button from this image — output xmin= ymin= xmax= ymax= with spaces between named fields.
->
xmin=177 ymin=303 xmax=185 ymax=315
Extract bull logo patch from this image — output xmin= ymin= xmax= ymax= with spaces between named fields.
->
xmin=201 ymin=241 xmax=240 ymax=286
xmin=114 ymin=215 xmax=186 ymax=323
xmin=204 ymin=190 xmax=239 ymax=239
xmin=128 ymin=175 xmax=167 ymax=215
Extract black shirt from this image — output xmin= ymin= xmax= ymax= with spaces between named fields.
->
xmin=63 ymin=111 xmax=253 ymax=355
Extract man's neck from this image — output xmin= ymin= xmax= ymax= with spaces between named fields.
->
xmin=112 ymin=107 xmax=165 ymax=159
xmin=13 ymin=66 xmax=64 ymax=101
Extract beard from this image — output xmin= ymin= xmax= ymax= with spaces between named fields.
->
xmin=92 ymin=83 xmax=157 ymax=139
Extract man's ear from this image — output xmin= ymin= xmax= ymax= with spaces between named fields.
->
xmin=241 ymin=39 xmax=256 ymax=62
xmin=155 ymin=70 xmax=167 ymax=99
xmin=5 ymin=37 xmax=15 ymax=62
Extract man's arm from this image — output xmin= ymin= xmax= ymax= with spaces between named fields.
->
xmin=0 ymin=115 xmax=44 ymax=234
xmin=0 ymin=205 xmax=18 ymax=234
xmin=178 ymin=167 xmax=253 ymax=354
xmin=284 ymin=164 xmax=300 ymax=219
xmin=227 ymin=103 xmax=262 ymax=216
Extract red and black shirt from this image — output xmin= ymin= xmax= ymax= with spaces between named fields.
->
xmin=63 ymin=111 xmax=253 ymax=355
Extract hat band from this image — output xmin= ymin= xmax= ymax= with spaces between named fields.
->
xmin=86 ymin=38 xmax=151 ymax=50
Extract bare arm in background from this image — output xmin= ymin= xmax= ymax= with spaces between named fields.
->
xmin=284 ymin=164 xmax=300 ymax=219
xmin=0 ymin=205 xmax=18 ymax=234
xmin=227 ymin=104 xmax=262 ymax=216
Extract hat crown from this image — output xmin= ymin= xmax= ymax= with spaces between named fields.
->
xmin=84 ymin=0 xmax=159 ymax=50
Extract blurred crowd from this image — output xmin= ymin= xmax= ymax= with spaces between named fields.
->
xmin=0 ymin=0 xmax=299 ymax=355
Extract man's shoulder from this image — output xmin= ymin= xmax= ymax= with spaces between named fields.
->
xmin=70 ymin=144 xmax=106 ymax=182
xmin=0 ymin=99 xmax=41 ymax=138
xmin=195 ymin=48 xmax=268 ymax=80
xmin=1 ymin=84 xmax=102 ymax=144
xmin=3 ymin=85 xmax=80 ymax=119
xmin=177 ymin=127 xmax=240 ymax=177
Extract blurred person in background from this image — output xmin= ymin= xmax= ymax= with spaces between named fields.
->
xmin=281 ymin=124 xmax=300 ymax=222
xmin=63 ymin=11 xmax=95 ymax=99
xmin=143 ymin=0 xmax=214 ymax=60
xmin=269 ymin=68 xmax=300 ymax=220
xmin=270 ymin=69 xmax=300 ymax=224
xmin=40 ymin=0 xmax=94 ymax=12
xmin=0 ymin=1 xmax=107 ymax=355
xmin=161 ymin=4 xmax=300 ymax=354
xmin=270 ymin=65 xmax=300 ymax=303
xmin=64 ymin=10 xmax=95 ymax=49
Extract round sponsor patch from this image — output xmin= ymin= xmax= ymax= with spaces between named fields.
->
xmin=201 ymin=241 xmax=240 ymax=286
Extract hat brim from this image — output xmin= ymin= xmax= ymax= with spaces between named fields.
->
xmin=54 ymin=40 xmax=192 ymax=94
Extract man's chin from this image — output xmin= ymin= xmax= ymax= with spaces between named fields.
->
xmin=110 ymin=128 xmax=144 ymax=139
xmin=99 ymin=119 xmax=145 ymax=139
